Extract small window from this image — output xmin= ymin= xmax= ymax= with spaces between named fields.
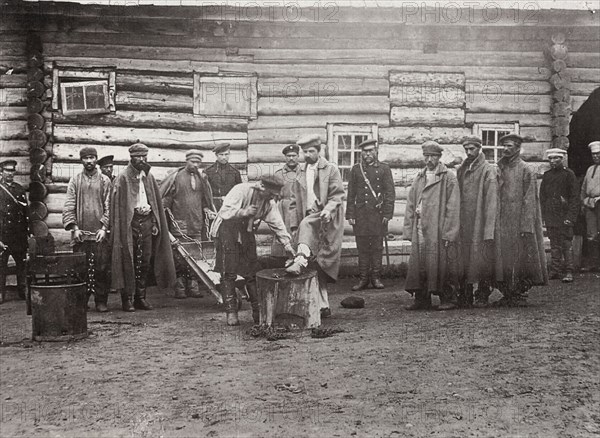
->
xmin=52 ymin=66 xmax=115 ymax=115
xmin=473 ymin=123 xmax=519 ymax=163
xmin=327 ymin=124 xmax=378 ymax=182
xmin=193 ymin=73 xmax=257 ymax=119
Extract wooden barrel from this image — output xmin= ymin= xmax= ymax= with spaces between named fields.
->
xmin=30 ymin=282 xmax=88 ymax=342
xmin=256 ymin=268 xmax=321 ymax=329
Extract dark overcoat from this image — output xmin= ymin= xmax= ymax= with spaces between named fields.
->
xmin=0 ymin=180 xmax=29 ymax=252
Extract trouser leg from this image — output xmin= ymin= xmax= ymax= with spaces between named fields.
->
xmin=132 ymin=215 xmax=154 ymax=310
xmin=547 ymin=227 xmax=562 ymax=277
xmin=371 ymin=236 xmax=385 ymax=289
xmin=0 ymin=251 xmax=9 ymax=300
xmin=563 ymin=237 xmax=574 ymax=274
xmin=244 ymin=276 xmax=260 ymax=324
xmin=221 ymin=272 xmax=239 ymax=326
xmin=352 ymin=236 xmax=371 ymax=291
xmin=317 ymin=268 xmax=330 ymax=314
xmin=12 ymin=249 xmax=27 ymax=300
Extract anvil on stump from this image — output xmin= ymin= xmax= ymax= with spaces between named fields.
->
xmin=256 ymin=268 xmax=321 ymax=329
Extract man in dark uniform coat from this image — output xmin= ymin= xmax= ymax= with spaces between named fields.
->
xmin=346 ymin=139 xmax=395 ymax=290
xmin=205 ymin=143 xmax=242 ymax=211
xmin=0 ymin=160 xmax=29 ymax=302
xmin=540 ymin=148 xmax=580 ymax=283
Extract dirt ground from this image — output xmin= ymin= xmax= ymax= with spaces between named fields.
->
xmin=0 ymin=273 xmax=599 ymax=438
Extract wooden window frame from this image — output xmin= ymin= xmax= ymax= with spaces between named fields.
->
xmin=193 ymin=73 xmax=257 ymax=119
xmin=60 ymin=80 xmax=110 ymax=115
xmin=52 ymin=66 xmax=116 ymax=114
xmin=327 ymin=123 xmax=378 ymax=183
xmin=473 ymin=122 xmax=520 ymax=163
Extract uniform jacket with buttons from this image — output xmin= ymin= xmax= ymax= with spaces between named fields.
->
xmin=346 ymin=160 xmax=395 ymax=236
xmin=0 ymin=179 xmax=29 ymax=251
xmin=539 ymin=165 xmax=579 ymax=227
xmin=205 ymin=162 xmax=242 ymax=209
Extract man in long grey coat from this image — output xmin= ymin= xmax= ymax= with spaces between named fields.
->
xmin=404 ymin=141 xmax=461 ymax=311
xmin=456 ymin=136 xmax=500 ymax=307
xmin=495 ymin=133 xmax=548 ymax=306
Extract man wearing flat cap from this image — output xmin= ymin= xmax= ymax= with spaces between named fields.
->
xmin=63 ymin=147 xmax=112 ymax=312
xmin=580 ymin=141 xmax=600 ymax=271
xmin=540 ymin=148 xmax=579 ymax=283
xmin=285 ymin=134 xmax=346 ymax=318
xmin=404 ymin=141 xmax=461 ymax=311
xmin=495 ymin=133 xmax=547 ymax=306
xmin=0 ymin=160 xmax=29 ymax=303
xmin=346 ymin=138 xmax=395 ymax=291
xmin=111 ymin=143 xmax=176 ymax=312
xmin=160 ymin=149 xmax=217 ymax=299
xmin=205 ymin=143 xmax=242 ymax=211
xmin=272 ymin=144 xmax=302 ymax=258
xmin=455 ymin=136 xmax=500 ymax=307
xmin=210 ymin=174 xmax=294 ymax=326
xmin=97 ymin=155 xmax=115 ymax=182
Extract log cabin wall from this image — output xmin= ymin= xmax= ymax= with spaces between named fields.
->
xmin=1 ymin=2 xmax=599 ymax=265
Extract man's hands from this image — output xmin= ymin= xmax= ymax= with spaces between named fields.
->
xmin=564 ymin=219 xmax=573 ymax=226
xmin=319 ymin=209 xmax=331 ymax=223
xmin=0 ymin=241 xmax=6 ymax=253
xmin=348 ymin=218 xmax=355 ymax=225
xmin=382 ymin=217 xmax=389 ymax=226
xmin=204 ymin=208 xmax=217 ymax=220
xmin=284 ymin=243 xmax=296 ymax=258
xmin=72 ymin=229 xmax=83 ymax=242
xmin=95 ymin=229 xmax=107 ymax=242
xmin=241 ymin=205 xmax=257 ymax=217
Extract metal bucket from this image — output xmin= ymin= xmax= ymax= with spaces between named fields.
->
xmin=30 ymin=283 xmax=88 ymax=342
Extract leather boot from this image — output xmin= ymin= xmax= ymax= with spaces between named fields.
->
xmin=221 ymin=277 xmax=239 ymax=326
xmin=186 ymin=278 xmax=203 ymax=298
xmin=562 ymin=241 xmax=574 ymax=283
xmin=352 ymin=277 xmax=370 ymax=291
xmin=370 ymin=245 xmax=384 ymax=289
xmin=437 ymin=290 xmax=457 ymax=311
xmin=95 ymin=291 xmax=109 ymax=313
xmin=16 ymin=264 xmax=27 ymax=300
xmin=549 ymin=246 xmax=563 ymax=279
xmin=134 ymin=288 xmax=153 ymax=310
xmin=245 ymin=280 xmax=260 ymax=324
xmin=405 ymin=290 xmax=432 ymax=310
xmin=121 ymin=291 xmax=135 ymax=312
xmin=352 ymin=242 xmax=371 ymax=291
xmin=174 ymin=277 xmax=187 ymax=299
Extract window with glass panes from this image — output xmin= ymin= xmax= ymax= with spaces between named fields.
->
xmin=473 ymin=123 xmax=519 ymax=163
xmin=327 ymin=124 xmax=378 ymax=182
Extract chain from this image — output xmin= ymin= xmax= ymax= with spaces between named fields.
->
xmin=135 ymin=218 xmax=143 ymax=286
xmin=87 ymin=247 xmax=96 ymax=296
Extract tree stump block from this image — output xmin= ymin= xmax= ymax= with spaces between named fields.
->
xmin=256 ymin=268 xmax=321 ymax=329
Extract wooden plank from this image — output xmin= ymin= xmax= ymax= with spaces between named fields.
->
xmin=465 ymin=112 xmax=552 ymax=126
xmin=0 ymin=140 xmax=29 ymax=156
xmin=0 ymin=106 xmax=27 ymax=121
xmin=0 ymin=74 xmax=27 ymax=88
xmin=389 ymin=72 xmax=465 ymax=88
xmin=390 ymin=106 xmax=464 ymax=127
xmin=466 ymin=94 xmax=552 ymax=114
xmin=570 ymin=68 xmax=600 ymax=83
xmin=521 ymin=142 xmax=549 ymax=161
xmin=53 ymin=125 xmax=247 ymax=149
xmin=378 ymin=143 xmax=465 ymax=168
xmin=380 ymin=127 xmax=472 ymax=145
xmin=258 ymin=96 xmax=389 ymax=116
xmin=53 ymin=144 xmax=248 ymax=164
xmin=116 ymin=91 xmax=193 ymax=111
xmin=257 ymin=77 xmax=389 ymax=97
xmin=572 ymin=95 xmax=588 ymax=112
xmin=0 ymin=120 xmax=27 ymax=141
xmin=248 ymin=128 xmax=327 ymax=145
xmin=45 ymin=213 xmax=63 ymax=229
xmin=249 ymin=114 xmax=390 ymax=130
xmin=47 ymin=59 xmax=219 ymax=75
xmin=567 ymin=52 xmax=600 ymax=69
xmin=570 ymin=82 xmax=599 ymax=96
xmin=465 ymin=79 xmax=552 ymax=95
xmin=390 ymin=85 xmax=465 ymax=108
xmin=116 ymin=73 xmax=193 ymax=93
xmin=0 ymin=88 xmax=26 ymax=106
xmin=521 ymin=127 xmax=552 ymax=142
xmin=53 ymin=111 xmax=248 ymax=132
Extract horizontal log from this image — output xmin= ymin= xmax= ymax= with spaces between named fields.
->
xmin=46 ymin=183 xmax=68 ymax=194
xmin=572 ymin=95 xmax=588 ymax=112
xmin=389 ymin=72 xmax=464 ymax=88
xmin=249 ymin=114 xmax=390 ymax=130
xmin=0 ymin=106 xmax=27 ymax=121
xmin=378 ymin=144 xmax=465 ymax=168
xmin=0 ymin=74 xmax=27 ymax=88
xmin=53 ymin=143 xmax=247 ymax=164
xmin=116 ymin=73 xmax=194 ymax=94
xmin=46 ymin=228 xmax=71 ymax=249
xmin=466 ymin=94 xmax=552 ymax=114
xmin=380 ymin=127 xmax=471 ymax=145
xmin=570 ymin=82 xmax=599 ymax=96
xmin=520 ymin=126 xmax=552 ymax=142
xmin=0 ymin=140 xmax=29 ymax=156
xmin=52 ymin=125 xmax=247 ymax=149
xmin=52 ymin=111 xmax=248 ymax=132
xmin=465 ymin=79 xmax=552 ymax=96
xmin=0 ymin=88 xmax=26 ymax=106
xmin=567 ymin=52 xmax=600 ymax=70
xmin=570 ymin=68 xmax=600 ymax=83
xmin=247 ymin=145 xmax=298 ymax=164
xmin=257 ymin=77 xmax=389 ymax=98
xmin=248 ymin=127 xmax=327 ymax=145
xmin=116 ymin=91 xmax=193 ymax=111
xmin=390 ymin=106 xmax=465 ymax=127
xmin=45 ymin=213 xmax=63 ymax=229
xmin=520 ymin=142 xmax=550 ymax=161
xmin=465 ymin=112 xmax=552 ymax=126
xmin=390 ymin=85 xmax=465 ymax=108
xmin=0 ymin=120 xmax=27 ymax=141
xmin=258 ymin=96 xmax=389 ymax=116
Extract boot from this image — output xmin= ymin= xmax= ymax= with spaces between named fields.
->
xmin=370 ymin=249 xmax=385 ymax=289
xmin=174 ymin=277 xmax=187 ymax=299
xmin=352 ymin=277 xmax=370 ymax=291
xmin=474 ymin=283 xmax=491 ymax=308
xmin=133 ymin=288 xmax=153 ymax=310
xmin=95 ymin=293 xmax=109 ymax=313
xmin=405 ymin=290 xmax=432 ymax=311
xmin=245 ymin=281 xmax=260 ymax=324
xmin=371 ymin=277 xmax=385 ymax=290
xmin=437 ymin=291 xmax=457 ymax=311
xmin=221 ymin=278 xmax=239 ymax=326
xmin=549 ymin=246 xmax=563 ymax=279
xmin=352 ymin=245 xmax=371 ymax=291
xmin=121 ymin=291 xmax=135 ymax=312
xmin=186 ymin=278 xmax=203 ymax=298
xmin=562 ymin=241 xmax=574 ymax=283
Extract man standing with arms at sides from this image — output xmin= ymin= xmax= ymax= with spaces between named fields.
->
xmin=272 ymin=144 xmax=302 ymax=258
xmin=581 ymin=141 xmax=600 ymax=271
xmin=63 ymin=147 xmax=111 ymax=312
xmin=0 ymin=160 xmax=29 ymax=303
xmin=97 ymin=155 xmax=115 ymax=182
xmin=111 ymin=143 xmax=176 ymax=312
xmin=403 ymin=141 xmax=461 ymax=311
xmin=285 ymin=135 xmax=346 ymax=319
xmin=540 ymin=148 xmax=579 ymax=283
xmin=495 ymin=133 xmax=548 ymax=306
xmin=205 ymin=143 xmax=242 ymax=211
xmin=346 ymin=139 xmax=395 ymax=291
xmin=160 ymin=149 xmax=217 ymax=299
xmin=210 ymin=175 xmax=294 ymax=326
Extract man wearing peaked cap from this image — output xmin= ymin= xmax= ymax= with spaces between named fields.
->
xmin=206 ymin=143 xmax=242 ymax=211
xmin=540 ymin=147 xmax=579 ymax=283
xmin=209 ymin=173 xmax=294 ymax=326
xmin=272 ymin=144 xmax=302 ymax=259
xmin=296 ymin=134 xmax=322 ymax=151
xmin=111 ymin=142 xmax=176 ymax=312
xmin=0 ymin=160 xmax=29 ymax=303
xmin=403 ymin=140 xmax=461 ymax=311
xmin=160 ymin=148 xmax=216 ymax=299
xmin=580 ymin=141 xmax=600 ymax=271
xmin=346 ymin=138 xmax=395 ymax=291
xmin=97 ymin=155 xmax=114 ymax=181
